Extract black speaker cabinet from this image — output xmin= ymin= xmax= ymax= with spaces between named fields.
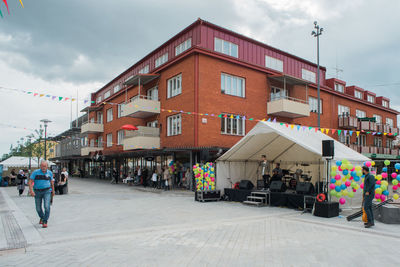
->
xmin=270 ymin=181 xmax=286 ymax=192
xmin=296 ymin=182 xmax=314 ymax=195
xmin=314 ymin=201 xmax=339 ymax=218
xmin=239 ymin=180 xmax=254 ymax=190
xmin=322 ymin=140 xmax=334 ymax=157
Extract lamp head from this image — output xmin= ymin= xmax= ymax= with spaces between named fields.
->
xmin=314 ymin=21 xmax=318 ymax=25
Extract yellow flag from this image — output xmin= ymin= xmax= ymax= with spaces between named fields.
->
xmin=356 ymin=131 xmax=360 ymax=136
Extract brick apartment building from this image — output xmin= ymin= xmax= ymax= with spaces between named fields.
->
xmin=56 ymin=19 xmax=398 ymax=183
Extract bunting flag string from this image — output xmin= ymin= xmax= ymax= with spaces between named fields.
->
xmin=0 ymin=0 xmax=24 ymax=18
xmin=0 ymin=86 xmax=398 ymax=138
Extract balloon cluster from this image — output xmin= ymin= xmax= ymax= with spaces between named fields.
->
xmin=168 ymin=161 xmax=177 ymax=175
xmin=374 ymin=160 xmax=400 ymax=201
xmin=193 ymin=162 xmax=215 ymax=191
xmin=329 ymin=159 xmax=366 ymax=205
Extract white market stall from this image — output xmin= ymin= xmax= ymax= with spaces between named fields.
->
xmin=216 ymin=121 xmax=370 ymax=194
xmin=1 ymin=156 xmax=55 ymax=173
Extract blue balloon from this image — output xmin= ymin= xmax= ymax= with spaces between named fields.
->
xmin=383 ymin=167 xmax=388 ymax=172
xmin=336 ymin=161 xmax=342 ymax=166
xmin=354 ymin=176 xmax=360 ymax=182
xmin=375 ymin=184 xmax=381 ymax=189
xmin=351 ymin=171 xmax=357 ymax=177
xmin=341 ymin=184 xmax=346 ymax=190
xmin=335 ymin=186 xmax=341 ymax=192
xmin=395 ymin=163 xmax=400 ymax=170
xmin=330 ymin=178 xmax=336 ymax=184
xmin=383 ymin=190 xmax=389 ymax=196
xmin=342 ymin=169 xmax=349 ymax=176
xmin=397 ymin=175 xmax=400 ymax=181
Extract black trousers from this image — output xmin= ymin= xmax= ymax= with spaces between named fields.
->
xmin=263 ymin=175 xmax=270 ymax=188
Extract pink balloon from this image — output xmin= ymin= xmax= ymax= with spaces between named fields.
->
xmin=329 ymin=184 xmax=336 ymax=189
xmin=353 ymin=189 xmax=357 ymax=192
xmin=345 ymin=181 xmax=351 ymax=187
xmin=351 ymin=167 xmax=355 ymax=172
xmin=382 ymin=173 xmax=388 ymax=179
xmin=393 ymin=185 xmax=398 ymax=190
xmin=338 ymin=166 xmax=343 ymax=171
xmin=380 ymin=195 xmax=386 ymax=201
xmin=371 ymin=171 xmax=376 ymax=175
xmin=360 ymin=183 xmax=364 ymax=189
xmin=365 ymin=161 xmax=371 ymax=167
xmin=376 ymin=180 xmax=381 ymax=185
xmin=375 ymin=193 xmax=381 ymax=199
xmin=339 ymin=198 xmax=346 ymax=205
xmin=335 ymin=174 xmax=341 ymax=180
xmin=392 ymin=173 xmax=397 ymax=179
xmin=349 ymin=177 xmax=354 ymax=180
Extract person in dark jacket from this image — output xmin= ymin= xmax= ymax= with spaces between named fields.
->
xmin=362 ymin=166 xmax=376 ymax=228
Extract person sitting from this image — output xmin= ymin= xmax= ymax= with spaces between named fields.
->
xmin=123 ymin=172 xmax=134 ymax=185
xmin=272 ymin=163 xmax=283 ymax=179
xmin=270 ymin=169 xmax=282 ymax=183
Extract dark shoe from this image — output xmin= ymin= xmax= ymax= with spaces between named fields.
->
xmin=364 ymin=223 xmax=373 ymax=228
xmin=39 ymin=219 xmax=43 ymax=225
xmin=42 ymin=222 xmax=48 ymax=228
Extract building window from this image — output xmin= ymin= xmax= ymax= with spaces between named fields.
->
xmin=338 ymin=105 xmax=350 ymax=116
xmin=114 ymin=84 xmax=121 ymax=93
xmin=356 ymin=109 xmax=366 ymax=118
xmin=97 ymin=111 xmax=103 ymax=124
xmin=221 ymin=73 xmax=245 ymax=98
xmin=167 ymin=74 xmax=182 ymax=98
xmin=356 ymin=135 xmax=366 ymax=146
xmin=387 ymin=139 xmax=393 ymax=149
xmin=270 ymin=87 xmax=288 ymax=101
xmin=301 ymin=69 xmax=316 ymax=83
xmin=104 ymin=90 xmax=111 ymax=99
xmin=96 ymin=96 xmax=102 ymax=104
xmin=147 ymin=86 xmax=158 ymax=101
xmin=97 ymin=136 xmax=103 ymax=148
xmin=374 ymin=137 xmax=382 ymax=147
xmin=90 ymin=117 xmax=95 ymax=123
xmin=214 ymin=37 xmax=238 ymax=58
xmin=117 ymin=104 xmax=123 ymax=118
xmin=138 ymin=65 xmax=149 ymax=74
xmin=147 ymin=120 xmax=158 ymax=128
xmin=367 ymin=95 xmax=375 ymax=103
xmin=155 ymin=53 xmax=168 ymax=68
xmin=106 ymin=133 xmax=112 ymax=147
xmin=221 ymin=114 xmax=245 ymax=136
xmin=106 ymin=108 xmax=113 ymax=122
xmin=117 ymin=130 xmax=124 ymax=145
xmin=339 ymin=133 xmax=350 ymax=145
xmin=382 ymin=100 xmax=389 ymax=108
xmin=355 ymin=90 xmax=362 ymax=99
xmin=167 ymin=114 xmax=182 ymax=136
xmin=309 ymin=96 xmax=323 ymax=113
xmin=90 ymin=139 xmax=95 ymax=147
xmin=265 ymin=55 xmax=283 ymax=72
xmin=334 ymin=83 xmax=344 ymax=93
xmin=386 ymin=118 xmax=393 ymax=127
xmin=175 ymin=38 xmax=191 ymax=56
xmin=373 ymin=114 xmax=382 ymax=124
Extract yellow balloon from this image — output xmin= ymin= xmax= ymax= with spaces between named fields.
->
xmin=342 ymin=190 xmax=349 ymax=196
xmin=375 ymin=188 xmax=383 ymax=194
xmin=342 ymin=177 xmax=347 ymax=182
xmin=355 ymin=166 xmax=362 ymax=171
xmin=335 ymin=181 xmax=342 ymax=186
xmin=394 ymin=194 xmax=399 ymax=200
xmin=332 ymin=166 xmax=338 ymax=171
xmin=381 ymin=181 xmax=388 ymax=187
xmin=371 ymin=161 xmax=376 ymax=166
xmin=376 ymin=175 xmax=382 ymax=181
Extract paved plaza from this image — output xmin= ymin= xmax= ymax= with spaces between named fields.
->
xmin=0 ymin=178 xmax=399 ymax=267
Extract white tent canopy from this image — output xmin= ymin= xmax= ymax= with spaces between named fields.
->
xmin=0 ymin=156 xmax=55 ymax=168
xmin=216 ymin=121 xmax=369 ymax=192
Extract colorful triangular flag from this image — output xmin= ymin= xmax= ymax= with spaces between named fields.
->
xmin=2 ymin=0 xmax=9 ymax=14
xmin=356 ymin=131 xmax=360 ymax=136
xmin=331 ymin=129 xmax=336 ymax=135
xmin=338 ymin=130 xmax=342 ymax=135
xmin=59 ymin=97 xmax=63 ymax=101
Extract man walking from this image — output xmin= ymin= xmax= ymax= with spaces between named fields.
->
xmin=362 ymin=166 xmax=376 ymax=228
xmin=29 ymin=160 xmax=55 ymax=228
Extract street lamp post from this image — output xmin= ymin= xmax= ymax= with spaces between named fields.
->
xmin=40 ymin=119 xmax=52 ymax=160
xmin=312 ymin=21 xmax=323 ymax=128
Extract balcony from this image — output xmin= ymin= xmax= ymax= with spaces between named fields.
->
xmin=267 ymin=96 xmax=309 ymax=118
xmin=338 ymin=115 xmax=358 ymax=129
xmin=123 ymin=126 xmax=160 ymax=150
xmin=121 ymin=96 xmax=160 ymax=119
xmin=377 ymin=123 xmax=390 ymax=134
xmin=389 ymin=127 xmax=399 ymax=136
xmin=377 ymin=147 xmax=391 ymax=155
xmin=81 ymin=122 xmax=104 ymax=134
xmin=358 ymin=121 xmax=377 ymax=132
xmin=81 ymin=146 xmax=103 ymax=156
xmin=360 ymin=146 xmax=371 ymax=154
xmin=369 ymin=146 xmax=378 ymax=154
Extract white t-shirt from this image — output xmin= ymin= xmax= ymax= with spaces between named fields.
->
xmin=152 ymin=173 xmax=157 ymax=182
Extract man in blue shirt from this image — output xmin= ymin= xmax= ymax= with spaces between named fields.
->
xmin=29 ymin=160 xmax=55 ymax=228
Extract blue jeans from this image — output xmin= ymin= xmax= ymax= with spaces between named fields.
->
xmin=34 ymin=189 xmax=51 ymax=223
xmin=363 ymin=194 xmax=374 ymax=224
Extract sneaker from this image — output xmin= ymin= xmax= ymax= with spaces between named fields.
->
xmin=364 ymin=223 xmax=373 ymax=228
xmin=42 ymin=223 xmax=48 ymax=228
xmin=39 ymin=219 xmax=43 ymax=225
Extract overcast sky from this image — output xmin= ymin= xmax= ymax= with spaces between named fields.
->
xmin=0 ymin=0 xmax=399 ymax=155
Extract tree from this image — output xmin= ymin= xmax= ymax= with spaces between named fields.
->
xmin=26 ymin=126 xmax=45 ymax=168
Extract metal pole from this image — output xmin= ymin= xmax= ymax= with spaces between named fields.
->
xmin=317 ymin=33 xmax=321 ymax=128
xmin=76 ymin=89 xmax=79 ymax=128
xmin=44 ymin=124 xmax=47 ymax=160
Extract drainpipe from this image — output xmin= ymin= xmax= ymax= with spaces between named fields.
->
xmin=194 ymin=54 xmax=199 ymax=147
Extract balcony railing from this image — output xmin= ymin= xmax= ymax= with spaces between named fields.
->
xmin=81 ymin=146 xmax=103 ymax=156
xmin=267 ymin=96 xmax=309 ymax=118
xmin=377 ymin=123 xmax=390 ymax=133
xmin=389 ymin=126 xmax=398 ymax=136
xmin=358 ymin=121 xmax=377 ymax=132
xmin=81 ymin=122 xmax=104 ymax=134
xmin=391 ymin=149 xmax=399 ymax=156
xmin=348 ymin=144 xmax=398 ymax=156
xmin=123 ymin=126 xmax=160 ymax=150
xmin=338 ymin=115 xmax=358 ymax=129
xmin=121 ymin=95 xmax=160 ymax=119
